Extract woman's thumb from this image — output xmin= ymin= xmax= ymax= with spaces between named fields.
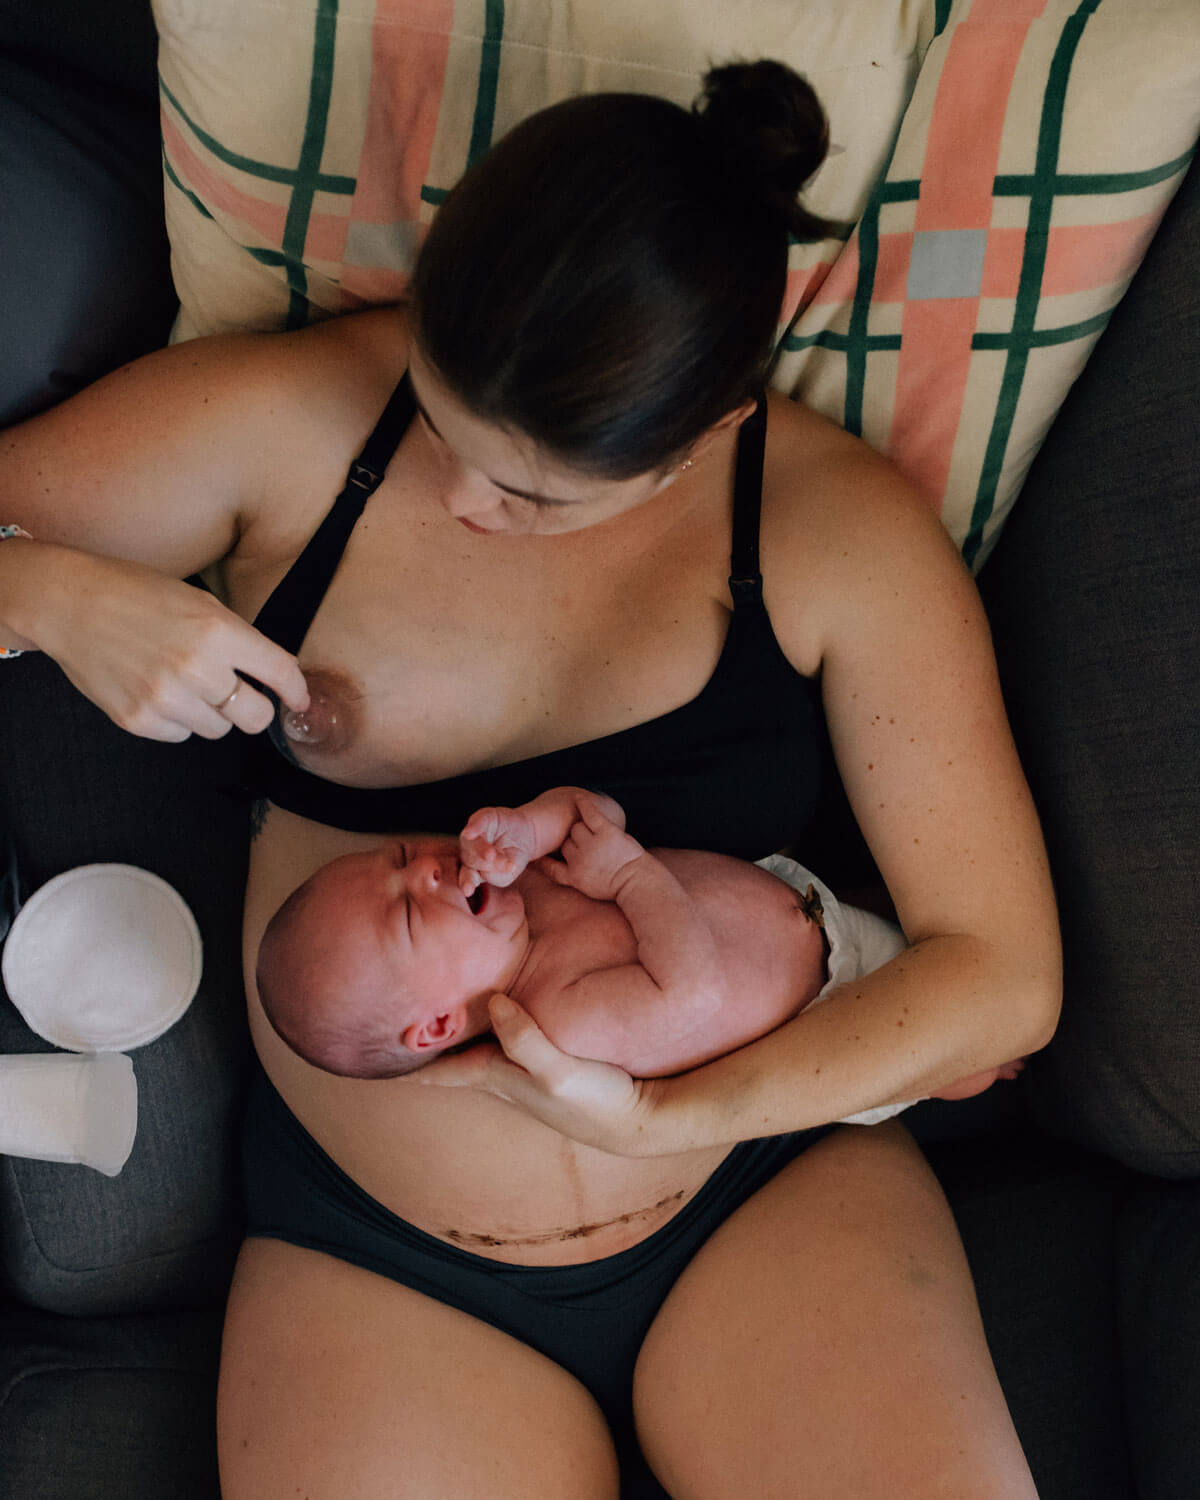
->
xmin=489 ymin=994 xmax=554 ymax=1071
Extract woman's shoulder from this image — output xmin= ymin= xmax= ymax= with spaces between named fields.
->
xmin=759 ymin=392 xmax=971 ymax=670
xmin=763 ymin=392 xmax=924 ymax=521
xmin=217 ymin=304 xmax=410 ymax=421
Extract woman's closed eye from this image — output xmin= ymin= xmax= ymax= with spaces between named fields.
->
xmin=417 ymin=409 xmax=444 ymax=446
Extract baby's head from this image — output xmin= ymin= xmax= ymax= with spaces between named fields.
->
xmin=256 ymin=839 xmax=529 ymax=1078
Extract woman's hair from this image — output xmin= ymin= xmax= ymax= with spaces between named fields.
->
xmin=410 ymin=59 xmax=840 ymax=478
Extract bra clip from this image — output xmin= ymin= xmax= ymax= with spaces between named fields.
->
xmin=348 ymin=462 xmax=383 ymax=495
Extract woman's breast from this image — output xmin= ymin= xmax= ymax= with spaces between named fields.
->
xmin=244 ymin=808 xmax=731 ymax=1266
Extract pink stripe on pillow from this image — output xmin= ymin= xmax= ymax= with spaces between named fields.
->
xmin=783 ymin=261 xmax=839 ymax=320
xmin=810 ymin=243 xmax=862 ymax=306
xmin=161 ymin=113 xmax=289 ymax=245
xmin=978 ymin=226 xmax=1027 ymax=299
xmin=914 ymin=11 xmax=1040 ymax=232
xmin=873 ymin=231 xmax=917 ymax=303
xmin=302 ymin=213 xmax=353 ymax=265
xmin=352 ymin=0 xmax=454 ymax=224
xmin=888 ymin=297 xmax=981 ymax=506
xmin=338 ymin=265 xmax=411 ymax=307
xmin=980 ymin=213 xmax=1164 ymax=299
xmin=1040 ymin=212 xmax=1163 ymax=296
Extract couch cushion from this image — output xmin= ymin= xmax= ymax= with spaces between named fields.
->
xmin=0 ymin=0 xmax=160 ymax=101
xmin=980 ymin=154 xmax=1200 ymax=1179
xmin=0 ymin=654 xmax=254 ymax=1317
xmin=0 ymin=1301 xmax=222 ymax=1500
xmin=1116 ymin=1179 xmax=1200 ymax=1500
xmin=929 ymin=1131 xmax=1136 ymax=1499
xmin=0 ymin=9 xmax=177 ymax=426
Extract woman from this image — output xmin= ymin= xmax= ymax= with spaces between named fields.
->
xmin=0 ymin=63 xmax=1058 ymax=1497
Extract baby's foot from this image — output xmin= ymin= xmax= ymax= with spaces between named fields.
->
xmin=933 ymin=1057 xmax=1026 ymax=1102
xmin=460 ymin=807 xmax=538 ymax=890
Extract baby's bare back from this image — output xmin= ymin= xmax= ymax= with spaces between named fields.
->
xmin=515 ymin=850 xmax=829 ymax=1076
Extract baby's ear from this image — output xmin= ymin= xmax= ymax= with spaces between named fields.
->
xmin=402 ymin=1011 xmax=464 ymax=1053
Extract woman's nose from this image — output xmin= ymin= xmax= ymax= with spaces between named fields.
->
xmin=437 ymin=460 xmax=505 ymax=524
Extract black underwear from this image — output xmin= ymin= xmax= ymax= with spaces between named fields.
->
xmin=242 ymin=1067 xmax=838 ymax=1498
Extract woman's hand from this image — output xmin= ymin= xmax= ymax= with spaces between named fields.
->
xmin=27 ymin=545 xmax=309 ymax=741
xmin=412 ymin=994 xmax=681 ymax=1156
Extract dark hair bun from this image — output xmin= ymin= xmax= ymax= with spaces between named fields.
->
xmin=695 ymin=60 xmax=840 ymax=241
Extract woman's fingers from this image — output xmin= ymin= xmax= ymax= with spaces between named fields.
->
xmin=231 ymin=626 xmax=311 ymax=718
xmin=40 ymin=550 xmax=310 ymax=743
xmin=409 ymin=997 xmax=675 ymax=1156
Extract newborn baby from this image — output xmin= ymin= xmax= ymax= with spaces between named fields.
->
xmin=257 ymin=786 xmax=1015 ymax=1104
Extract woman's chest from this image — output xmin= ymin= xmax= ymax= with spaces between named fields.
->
xmin=257 ymin=491 xmax=734 ymax=789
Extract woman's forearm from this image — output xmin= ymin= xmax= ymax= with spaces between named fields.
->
xmin=649 ymin=932 xmax=1061 ymax=1148
xmin=0 ymin=538 xmax=72 ymax=651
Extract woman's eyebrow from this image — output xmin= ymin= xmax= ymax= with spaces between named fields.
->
xmin=412 ymin=392 xmax=580 ymax=507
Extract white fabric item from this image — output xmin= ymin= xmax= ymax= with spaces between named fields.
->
xmin=756 ymin=854 xmax=916 ymax=1127
xmin=1 ymin=864 xmax=202 ymax=1051
xmin=0 ymin=1051 xmax=137 ymax=1176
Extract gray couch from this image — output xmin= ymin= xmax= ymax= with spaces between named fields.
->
xmin=1 ymin=3 xmax=1197 ymax=1496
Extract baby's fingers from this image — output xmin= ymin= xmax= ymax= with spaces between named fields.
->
xmin=462 ymin=808 xmax=507 ymax=843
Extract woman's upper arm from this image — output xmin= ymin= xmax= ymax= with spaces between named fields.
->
xmin=0 ymin=327 xmax=334 ymax=576
xmin=766 ymin=416 xmax=1059 ymax=976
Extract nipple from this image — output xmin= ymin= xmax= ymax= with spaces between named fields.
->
xmin=281 ymin=668 xmax=359 ymax=754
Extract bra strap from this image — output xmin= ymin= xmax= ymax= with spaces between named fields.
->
xmin=252 ymin=374 xmax=417 ymax=654
xmin=728 ymin=393 xmax=767 ymax=608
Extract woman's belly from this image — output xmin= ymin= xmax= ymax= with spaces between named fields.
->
xmin=245 ymin=809 xmax=732 ymax=1267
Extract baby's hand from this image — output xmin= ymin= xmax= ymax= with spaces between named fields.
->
xmin=460 ymin=806 xmax=539 ymax=891
xmin=540 ymin=795 xmax=645 ymax=901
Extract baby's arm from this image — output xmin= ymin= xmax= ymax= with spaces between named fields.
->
xmin=533 ymin=797 xmax=725 ymax=1075
xmin=459 ymin=786 xmax=625 ymax=891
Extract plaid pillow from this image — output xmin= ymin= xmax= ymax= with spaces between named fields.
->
xmin=778 ymin=0 xmax=1200 ymax=567
xmin=155 ymin=0 xmax=930 ymax=337
xmin=155 ymin=0 xmax=1199 ymax=564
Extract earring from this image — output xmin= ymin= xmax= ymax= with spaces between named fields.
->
xmin=680 ymin=458 xmax=694 ymax=472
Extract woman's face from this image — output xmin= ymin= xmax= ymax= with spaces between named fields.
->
xmin=407 ymin=345 xmax=681 ymax=537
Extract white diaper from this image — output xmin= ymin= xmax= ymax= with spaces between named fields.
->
xmin=755 ymin=854 xmax=916 ymax=1127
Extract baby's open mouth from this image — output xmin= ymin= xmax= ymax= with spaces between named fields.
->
xmin=467 ymin=884 xmax=488 ymax=916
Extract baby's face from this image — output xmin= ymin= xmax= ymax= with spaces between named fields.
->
xmin=311 ymin=839 xmax=529 ymax=1011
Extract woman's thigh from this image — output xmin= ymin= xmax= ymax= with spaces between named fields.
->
xmin=218 ymin=1237 xmax=620 ymax=1500
xmin=633 ymin=1122 xmax=1036 ymax=1500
